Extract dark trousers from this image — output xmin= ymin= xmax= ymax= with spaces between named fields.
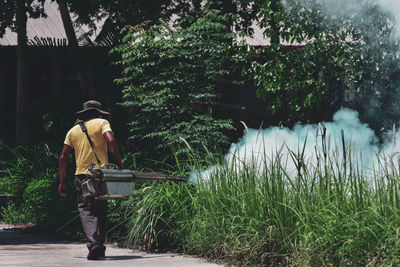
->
xmin=74 ymin=175 xmax=107 ymax=251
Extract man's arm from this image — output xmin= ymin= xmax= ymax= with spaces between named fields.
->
xmin=103 ymin=131 xmax=124 ymax=169
xmin=58 ymin=144 xmax=72 ymax=197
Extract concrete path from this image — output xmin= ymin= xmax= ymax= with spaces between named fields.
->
xmin=0 ymin=224 xmax=222 ymax=267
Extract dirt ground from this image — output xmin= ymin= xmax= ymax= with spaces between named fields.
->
xmin=0 ymin=224 xmax=223 ymax=267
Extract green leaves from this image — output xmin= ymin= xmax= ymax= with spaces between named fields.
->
xmin=251 ymin=0 xmax=400 ymax=132
xmin=114 ymin=11 xmax=245 ymax=165
xmin=247 ymin=0 xmax=363 ymax=125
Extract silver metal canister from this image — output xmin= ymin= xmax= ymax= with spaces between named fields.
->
xmin=81 ymin=163 xmax=187 ymax=199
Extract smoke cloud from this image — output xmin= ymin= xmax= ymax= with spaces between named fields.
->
xmin=290 ymin=0 xmax=400 ymax=43
xmin=376 ymin=0 xmax=400 ymax=39
xmin=191 ymin=108 xmax=400 ymax=182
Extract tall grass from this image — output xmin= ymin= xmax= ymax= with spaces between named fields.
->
xmin=127 ymin=143 xmax=400 ymax=265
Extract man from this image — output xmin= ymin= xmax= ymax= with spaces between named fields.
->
xmin=58 ymin=100 xmax=123 ymax=260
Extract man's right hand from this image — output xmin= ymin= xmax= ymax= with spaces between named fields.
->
xmin=58 ymin=144 xmax=72 ymax=197
xmin=58 ymin=183 xmax=67 ymax=197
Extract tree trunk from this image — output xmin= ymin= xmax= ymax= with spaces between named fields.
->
xmin=58 ymin=0 xmax=78 ymax=47
xmin=0 ymin=50 xmax=5 ymax=140
xmin=57 ymin=0 xmax=94 ymax=97
xmin=15 ymin=0 xmax=28 ymax=144
xmin=52 ymin=55 xmax=61 ymax=95
xmin=270 ymin=0 xmax=280 ymax=45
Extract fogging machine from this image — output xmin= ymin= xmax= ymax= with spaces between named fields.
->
xmin=81 ymin=163 xmax=188 ymax=199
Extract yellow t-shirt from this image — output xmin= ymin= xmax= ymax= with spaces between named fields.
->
xmin=64 ymin=118 xmax=112 ymax=175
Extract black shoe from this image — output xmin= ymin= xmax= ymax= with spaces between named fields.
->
xmin=87 ymin=245 xmax=104 ymax=260
xmin=99 ymin=246 xmax=106 ymax=258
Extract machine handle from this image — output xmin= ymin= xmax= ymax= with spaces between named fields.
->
xmin=100 ymin=163 xmax=119 ymax=169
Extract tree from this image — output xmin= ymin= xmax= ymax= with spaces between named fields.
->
xmin=15 ymin=0 xmax=29 ymax=144
xmin=64 ymin=0 xmax=263 ymax=46
xmin=56 ymin=0 xmax=95 ymax=97
xmin=204 ymin=0 xmax=261 ymax=34
xmin=249 ymin=0 xmax=400 ymax=133
xmin=246 ymin=0 xmax=357 ymax=125
xmin=0 ymin=0 xmax=46 ymax=144
xmin=0 ymin=0 xmax=45 ymax=37
xmin=336 ymin=2 xmax=400 ymax=135
xmin=113 ymin=11 xmax=246 ymax=165
xmin=64 ymin=0 xmax=202 ymax=46
xmin=53 ymin=0 xmax=205 ymax=100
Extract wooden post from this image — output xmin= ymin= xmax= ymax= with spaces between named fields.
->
xmin=15 ymin=0 xmax=28 ymax=144
xmin=270 ymin=0 xmax=280 ymax=45
xmin=57 ymin=0 xmax=94 ymax=97
xmin=0 ymin=49 xmax=4 ymax=139
xmin=52 ymin=55 xmax=61 ymax=95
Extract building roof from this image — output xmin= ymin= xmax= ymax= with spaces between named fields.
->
xmin=241 ymin=22 xmax=272 ymax=46
xmin=0 ymin=1 xmax=99 ymax=46
xmin=0 ymin=1 xmax=297 ymax=47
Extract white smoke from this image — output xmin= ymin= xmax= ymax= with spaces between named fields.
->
xmin=286 ymin=0 xmax=400 ymax=46
xmin=190 ymin=108 xmax=400 ymax=182
xmin=376 ymin=0 xmax=400 ymax=39
xmin=298 ymin=0 xmax=400 ymax=41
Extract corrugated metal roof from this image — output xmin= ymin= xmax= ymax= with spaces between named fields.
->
xmin=0 ymin=28 xmax=17 ymax=46
xmin=0 ymin=1 xmax=98 ymax=46
xmin=239 ymin=20 xmax=303 ymax=46
xmin=241 ymin=21 xmax=271 ymax=46
xmin=0 ymin=1 xmax=299 ymax=47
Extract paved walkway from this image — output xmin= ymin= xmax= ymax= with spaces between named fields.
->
xmin=0 ymin=224 xmax=222 ymax=267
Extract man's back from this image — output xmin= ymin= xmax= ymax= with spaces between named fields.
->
xmin=64 ymin=118 xmax=112 ymax=174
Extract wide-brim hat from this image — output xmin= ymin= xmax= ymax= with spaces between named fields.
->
xmin=75 ymin=100 xmax=110 ymax=116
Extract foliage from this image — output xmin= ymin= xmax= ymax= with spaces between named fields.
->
xmin=66 ymin=0 xmax=194 ymax=46
xmin=105 ymin=199 xmax=136 ymax=245
xmin=126 ymin=145 xmax=400 ymax=266
xmin=2 ymin=178 xmax=57 ymax=224
xmin=250 ymin=0 xmax=400 ymax=131
xmin=1 ymin=203 xmax=31 ymax=224
xmin=248 ymin=42 xmax=355 ymax=125
xmin=113 ymin=11 xmax=249 ymax=165
xmin=0 ymin=180 xmax=10 ymax=195
xmin=203 ymin=0 xmax=262 ymax=34
xmin=0 ymin=0 xmax=46 ymax=37
xmin=247 ymin=0 xmax=358 ymax=125
xmin=127 ymin=181 xmax=194 ymax=251
xmin=23 ymin=178 xmax=59 ymax=224
xmin=67 ymin=0 xmax=261 ymax=46
xmin=0 ymin=142 xmax=79 ymax=233
xmin=339 ymin=3 xmax=400 ymax=135
xmin=0 ymin=142 xmax=58 ymax=200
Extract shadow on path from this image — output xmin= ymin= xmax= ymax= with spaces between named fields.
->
xmin=0 ymin=225 xmax=79 ymax=246
xmin=104 ymin=255 xmax=143 ymax=260
xmin=72 ymin=255 xmax=144 ymax=261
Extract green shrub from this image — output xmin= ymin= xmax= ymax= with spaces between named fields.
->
xmin=106 ymin=199 xmax=136 ymax=245
xmin=0 ymin=143 xmax=58 ymax=199
xmin=113 ymin=10 xmax=247 ymax=166
xmin=1 ymin=174 xmax=70 ymax=225
xmin=0 ymin=178 xmax=11 ymax=195
xmin=126 ymin=181 xmax=195 ymax=251
xmin=0 ymin=142 xmax=79 ymax=236
xmin=1 ymin=203 xmax=32 ymax=224
xmin=22 ymin=178 xmax=55 ymax=224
